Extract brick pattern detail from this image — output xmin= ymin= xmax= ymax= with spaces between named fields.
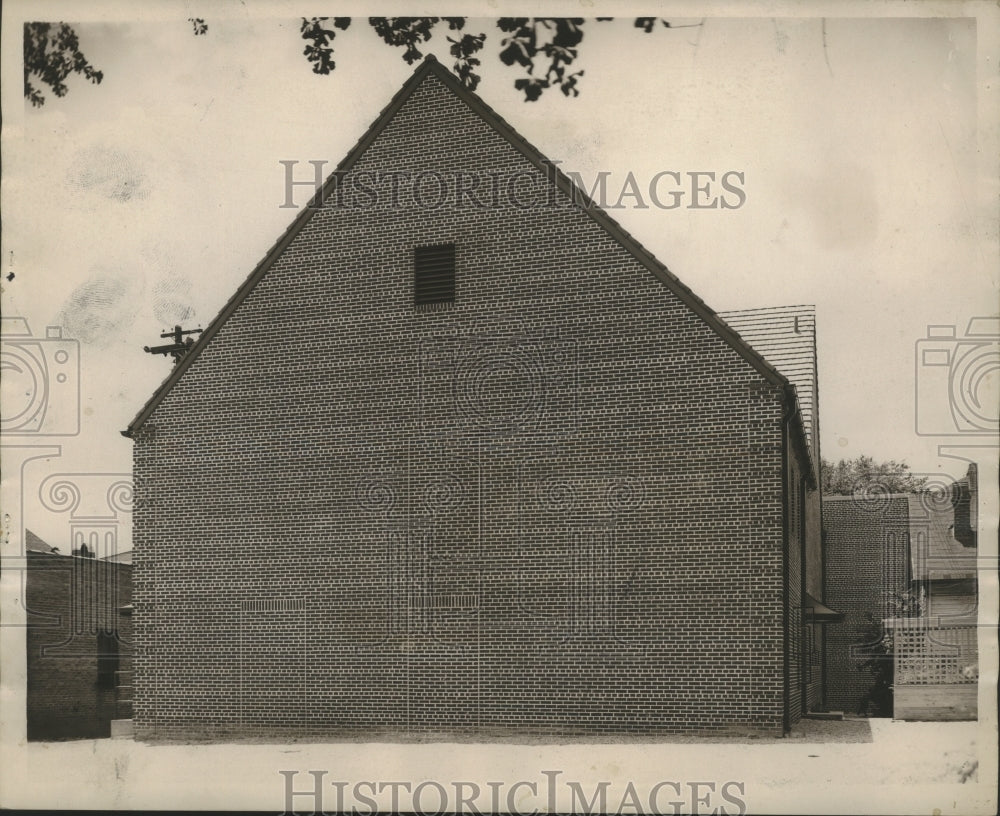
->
xmin=25 ymin=553 xmax=133 ymax=739
xmin=823 ymin=496 xmax=910 ymax=713
xmin=131 ymin=71 xmax=803 ymax=740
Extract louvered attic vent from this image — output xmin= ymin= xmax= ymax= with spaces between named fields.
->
xmin=414 ymin=243 xmax=456 ymax=308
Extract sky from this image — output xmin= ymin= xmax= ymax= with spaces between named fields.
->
xmin=2 ymin=2 xmax=997 ymax=554
xmin=1 ymin=3 xmax=998 ymax=812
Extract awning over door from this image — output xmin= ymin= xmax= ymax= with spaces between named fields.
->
xmin=803 ymin=592 xmax=844 ymax=623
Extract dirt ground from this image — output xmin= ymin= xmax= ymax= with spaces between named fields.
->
xmin=1 ymin=717 xmax=995 ymax=814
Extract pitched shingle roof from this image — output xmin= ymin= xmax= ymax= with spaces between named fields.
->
xmin=907 ymin=492 xmax=976 ymax=581
xmin=25 ymin=529 xmax=57 ymax=554
xmin=719 ymin=305 xmax=819 ymax=458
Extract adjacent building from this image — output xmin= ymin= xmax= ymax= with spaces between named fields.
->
xmin=24 ymin=531 xmax=133 ymax=740
xmin=823 ymin=465 xmax=979 ymax=720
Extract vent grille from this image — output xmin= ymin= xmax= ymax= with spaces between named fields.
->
xmin=240 ymin=599 xmax=306 ymax=612
xmin=414 ymin=243 xmax=456 ymax=306
xmin=408 ymin=593 xmax=479 ymax=610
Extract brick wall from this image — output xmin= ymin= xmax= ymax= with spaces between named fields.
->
xmin=131 ymin=66 xmax=800 ymax=740
xmin=25 ymin=553 xmax=132 ymax=740
xmin=822 ymin=495 xmax=910 ymax=713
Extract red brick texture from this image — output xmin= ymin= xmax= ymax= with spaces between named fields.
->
xmin=25 ymin=553 xmax=132 ymax=740
xmin=129 ymin=63 xmax=814 ymax=740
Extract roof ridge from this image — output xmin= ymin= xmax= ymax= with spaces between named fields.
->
xmin=123 ymin=55 xmax=814 ymax=488
xmin=719 ymin=304 xmax=816 ymax=313
xmin=123 ymin=58 xmax=443 ymax=436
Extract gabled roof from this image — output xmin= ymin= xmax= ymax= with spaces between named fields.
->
xmin=25 ymin=529 xmax=57 ymax=554
xmin=123 ymin=55 xmax=815 ymax=484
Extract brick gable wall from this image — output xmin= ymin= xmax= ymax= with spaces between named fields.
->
xmin=132 ymin=71 xmax=795 ymax=739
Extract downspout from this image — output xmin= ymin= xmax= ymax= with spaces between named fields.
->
xmin=812 ymin=310 xmax=828 ymax=710
xmin=799 ymin=470 xmax=808 ymax=713
xmin=820 ymin=506 xmax=828 ymax=710
xmin=780 ymin=393 xmax=792 ymax=735
xmin=782 ymin=385 xmax=815 ymax=726
xmin=818 ymin=520 xmax=830 ymax=711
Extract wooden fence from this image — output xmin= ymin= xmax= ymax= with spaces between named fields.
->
xmin=887 ymin=616 xmax=978 ymax=721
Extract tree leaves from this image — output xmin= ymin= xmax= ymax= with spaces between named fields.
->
xmin=634 ymin=18 xmax=673 ymax=33
xmin=25 ymin=16 xmax=685 ymax=107
xmin=448 ymin=32 xmax=486 ymax=92
xmin=302 ymin=16 xmax=652 ymax=102
xmin=24 ymin=22 xmax=103 ymax=107
xmin=300 ymin=17 xmax=352 ymax=75
xmin=498 ymin=18 xmax=586 ymax=101
xmin=821 ymin=455 xmax=929 ymax=495
xmin=369 ymin=17 xmax=438 ymax=65
xmin=366 ymin=18 xmax=487 ymax=89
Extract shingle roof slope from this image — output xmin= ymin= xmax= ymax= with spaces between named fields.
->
xmin=907 ymin=493 xmax=976 ymax=581
xmin=25 ymin=529 xmax=56 ymax=553
xmin=718 ymin=305 xmax=819 ymax=451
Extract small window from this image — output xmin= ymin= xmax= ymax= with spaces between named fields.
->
xmin=414 ymin=243 xmax=456 ymax=307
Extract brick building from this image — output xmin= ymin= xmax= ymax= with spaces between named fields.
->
xmin=24 ymin=531 xmax=133 ymax=740
xmin=124 ymin=56 xmax=833 ymax=740
xmin=822 ymin=495 xmax=912 ymax=714
xmin=717 ymin=306 xmax=837 ymax=716
xmin=823 ymin=464 xmax=979 ymax=718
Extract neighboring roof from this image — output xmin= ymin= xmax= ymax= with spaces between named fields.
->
xmin=103 ymin=550 xmax=133 ymax=564
xmin=121 ymin=56 xmax=815 ymax=484
xmin=25 ymin=529 xmax=57 ymax=554
xmin=907 ymin=493 xmax=976 ymax=581
xmin=822 ymin=481 xmax=977 ymax=581
xmin=719 ymin=306 xmax=819 ymax=453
